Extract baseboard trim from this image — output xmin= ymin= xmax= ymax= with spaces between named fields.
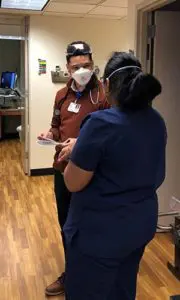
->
xmin=30 ymin=168 xmax=54 ymax=176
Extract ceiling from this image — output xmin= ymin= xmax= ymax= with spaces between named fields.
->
xmin=0 ymin=0 xmax=128 ymax=20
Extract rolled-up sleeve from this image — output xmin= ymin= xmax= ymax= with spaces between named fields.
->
xmin=70 ymin=114 xmax=107 ymax=171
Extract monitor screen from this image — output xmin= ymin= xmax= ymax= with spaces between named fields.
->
xmin=1 ymin=72 xmax=16 ymax=89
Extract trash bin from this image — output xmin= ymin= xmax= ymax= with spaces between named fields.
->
xmin=16 ymin=125 xmax=22 ymax=142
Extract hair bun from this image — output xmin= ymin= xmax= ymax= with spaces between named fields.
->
xmin=121 ymin=73 xmax=162 ymax=111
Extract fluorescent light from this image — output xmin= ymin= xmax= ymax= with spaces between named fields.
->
xmin=1 ymin=0 xmax=49 ymax=11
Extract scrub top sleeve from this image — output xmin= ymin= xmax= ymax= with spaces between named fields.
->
xmin=70 ymin=114 xmax=107 ymax=172
xmin=155 ymin=149 xmax=166 ymax=189
xmin=156 ymin=127 xmax=167 ymax=189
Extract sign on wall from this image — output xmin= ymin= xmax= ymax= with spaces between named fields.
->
xmin=38 ymin=59 xmax=46 ymax=75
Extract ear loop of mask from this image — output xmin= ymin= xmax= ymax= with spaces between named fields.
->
xmin=107 ymin=66 xmax=142 ymax=80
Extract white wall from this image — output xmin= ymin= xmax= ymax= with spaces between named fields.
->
xmin=29 ymin=15 xmax=128 ymax=170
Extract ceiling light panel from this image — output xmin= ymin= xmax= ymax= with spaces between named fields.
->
xmin=1 ymin=0 xmax=49 ymax=11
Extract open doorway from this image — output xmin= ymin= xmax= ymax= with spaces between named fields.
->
xmin=0 ymin=15 xmax=29 ymax=174
xmin=136 ymin=0 xmax=180 ymax=281
xmin=136 ymin=0 xmax=180 ymax=227
xmin=0 ymin=39 xmax=21 ymax=138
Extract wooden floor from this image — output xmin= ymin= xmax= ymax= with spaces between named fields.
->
xmin=0 ymin=139 xmax=180 ymax=300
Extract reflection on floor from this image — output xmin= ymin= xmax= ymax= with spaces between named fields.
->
xmin=0 ymin=139 xmax=180 ymax=300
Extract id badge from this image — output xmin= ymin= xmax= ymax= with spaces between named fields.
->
xmin=68 ymin=102 xmax=81 ymax=113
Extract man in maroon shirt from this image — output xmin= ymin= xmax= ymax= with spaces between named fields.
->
xmin=39 ymin=41 xmax=109 ymax=296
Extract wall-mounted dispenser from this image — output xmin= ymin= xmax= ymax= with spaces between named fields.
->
xmin=51 ymin=66 xmax=69 ymax=83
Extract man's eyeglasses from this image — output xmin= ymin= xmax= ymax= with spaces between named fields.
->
xmin=70 ymin=63 xmax=93 ymax=72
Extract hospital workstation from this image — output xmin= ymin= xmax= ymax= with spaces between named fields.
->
xmin=0 ymin=72 xmax=22 ymax=140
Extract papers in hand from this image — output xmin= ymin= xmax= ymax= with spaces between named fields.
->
xmin=37 ymin=138 xmax=59 ymax=146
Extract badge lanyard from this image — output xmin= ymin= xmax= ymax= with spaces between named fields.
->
xmin=67 ymin=89 xmax=100 ymax=113
xmin=68 ymin=91 xmax=82 ymax=113
xmin=76 ymin=91 xmax=82 ymax=101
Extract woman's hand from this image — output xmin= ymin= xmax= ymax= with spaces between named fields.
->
xmin=57 ymin=138 xmax=77 ymax=162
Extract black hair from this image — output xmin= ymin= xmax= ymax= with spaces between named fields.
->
xmin=103 ymin=52 xmax=162 ymax=112
xmin=66 ymin=41 xmax=93 ymax=63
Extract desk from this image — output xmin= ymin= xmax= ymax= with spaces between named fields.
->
xmin=0 ymin=93 xmax=20 ymax=106
xmin=0 ymin=109 xmax=22 ymax=139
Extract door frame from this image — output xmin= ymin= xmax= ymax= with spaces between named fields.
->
xmin=135 ymin=0 xmax=175 ymax=71
xmin=21 ymin=16 xmax=30 ymax=175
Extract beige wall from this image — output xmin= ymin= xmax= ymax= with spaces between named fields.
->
xmin=127 ymin=0 xmax=142 ymax=50
xmin=29 ymin=15 xmax=128 ymax=170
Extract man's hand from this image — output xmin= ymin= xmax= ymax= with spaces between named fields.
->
xmin=60 ymin=138 xmax=77 ymax=147
xmin=57 ymin=138 xmax=77 ymax=162
xmin=38 ymin=131 xmax=53 ymax=140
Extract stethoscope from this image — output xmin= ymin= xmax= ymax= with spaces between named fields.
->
xmin=74 ymin=89 xmax=99 ymax=105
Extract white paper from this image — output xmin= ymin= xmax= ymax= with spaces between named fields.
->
xmin=37 ymin=138 xmax=59 ymax=146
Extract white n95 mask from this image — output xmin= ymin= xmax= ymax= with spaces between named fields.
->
xmin=72 ymin=68 xmax=93 ymax=86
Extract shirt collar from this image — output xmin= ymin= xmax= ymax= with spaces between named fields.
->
xmin=71 ymin=80 xmax=86 ymax=92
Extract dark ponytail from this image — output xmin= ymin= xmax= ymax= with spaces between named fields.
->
xmin=103 ymin=52 xmax=162 ymax=112
xmin=121 ymin=72 xmax=162 ymax=111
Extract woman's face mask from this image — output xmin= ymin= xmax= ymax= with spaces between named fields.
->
xmin=72 ymin=67 xmax=93 ymax=86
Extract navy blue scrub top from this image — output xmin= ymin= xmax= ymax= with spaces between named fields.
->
xmin=64 ymin=107 xmax=167 ymax=259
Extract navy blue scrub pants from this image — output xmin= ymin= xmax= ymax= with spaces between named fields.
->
xmin=54 ymin=169 xmax=71 ymax=253
xmin=65 ymin=237 xmax=145 ymax=300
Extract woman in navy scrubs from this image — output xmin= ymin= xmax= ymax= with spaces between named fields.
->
xmin=63 ymin=52 xmax=167 ymax=300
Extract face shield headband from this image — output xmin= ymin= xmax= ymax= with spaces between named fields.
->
xmin=107 ymin=66 xmax=142 ymax=80
xmin=66 ymin=43 xmax=92 ymax=56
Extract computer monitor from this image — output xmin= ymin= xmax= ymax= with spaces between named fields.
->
xmin=0 ymin=72 xmax=17 ymax=89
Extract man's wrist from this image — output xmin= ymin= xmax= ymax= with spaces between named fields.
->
xmin=49 ymin=128 xmax=60 ymax=141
